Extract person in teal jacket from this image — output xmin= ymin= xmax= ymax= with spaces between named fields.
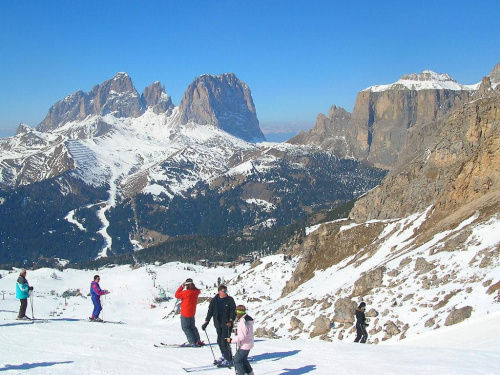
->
xmin=16 ymin=269 xmax=33 ymax=320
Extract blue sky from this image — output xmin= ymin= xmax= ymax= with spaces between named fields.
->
xmin=1 ymin=0 xmax=499 ymax=138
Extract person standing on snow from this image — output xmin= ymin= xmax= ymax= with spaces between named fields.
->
xmin=201 ymin=284 xmax=236 ymax=367
xmin=232 ymin=305 xmax=255 ymax=375
xmin=174 ymin=278 xmax=203 ymax=347
xmin=90 ymin=275 xmax=109 ymax=322
xmin=354 ymin=301 xmax=368 ymax=343
xmin=16 ymin=269 xmax=34 ymax=320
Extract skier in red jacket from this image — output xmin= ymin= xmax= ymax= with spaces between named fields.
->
xmin=174 ymin=278 xmax=203 ymax=347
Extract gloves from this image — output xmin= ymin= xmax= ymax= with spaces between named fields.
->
xmin=201 ymin=322 xmax=208 ymax=331
xmin=28 ymin=286 xmax=34 ymax=291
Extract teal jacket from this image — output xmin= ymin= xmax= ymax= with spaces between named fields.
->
xmin=16 ymin=275 xmax=30 ymax=299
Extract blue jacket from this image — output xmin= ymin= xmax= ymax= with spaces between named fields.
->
xmin=16 ymin=275 xmax=30 ymax=299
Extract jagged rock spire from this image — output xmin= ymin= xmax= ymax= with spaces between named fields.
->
xmin=178 ymin=73 xmax=265 ymax=142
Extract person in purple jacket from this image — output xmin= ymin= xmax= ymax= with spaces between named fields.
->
xmin=89 ymin=275 xmax=109 ymax=322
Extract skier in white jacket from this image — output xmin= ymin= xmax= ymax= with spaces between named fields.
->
xmin=233 ymin=305 xmax=254 ymax=375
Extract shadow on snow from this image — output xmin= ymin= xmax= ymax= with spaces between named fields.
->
xmin=0 ymin=361 xmax=73 ymax=372
xmin=249 ymin=350 xmax=316 ymax=375
xmin=250 ymin=350 xmax=300 ymax=362
xmin=279 ymin=365 xmax=316 ymax=375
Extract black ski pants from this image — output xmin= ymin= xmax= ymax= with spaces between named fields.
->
xmin=216 ymin=325 xmax=232 ymax=360
xmin=354 ymin=322 xmax=368 ymax=343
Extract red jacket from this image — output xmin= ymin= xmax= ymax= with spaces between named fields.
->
xmin=175 ymin=285 xmax=200 ymax=318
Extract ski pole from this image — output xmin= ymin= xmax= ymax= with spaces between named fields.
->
xmin=204 ymin=330 xmax=217 ymax=364
xmin=30 ymin=290 xmax=34 ymax=319
xmin=233 ymin=342 xmax=238 ymax=375
xmin=102 ymin=294 xmax=106 ymax=321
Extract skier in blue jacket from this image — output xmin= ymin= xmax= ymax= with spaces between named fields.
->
xmin=16 ymin=269 xmax=33 ymax=320
xmin=90 ymin=275 xmax=109 ymax=321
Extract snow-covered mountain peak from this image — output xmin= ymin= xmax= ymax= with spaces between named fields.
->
xmin=364 ymin=70 xmax=479 ymax=92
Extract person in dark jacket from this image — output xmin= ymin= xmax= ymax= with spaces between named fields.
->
xmin=16 ymin=269 xmax=33 ymax=320
xmin=89 ymin=275 xmax=109 ymax=322
xmin=201 ymin=284 xmax=236 ymax=367
xmin=354 ymin=301 xmax=368 ymax=343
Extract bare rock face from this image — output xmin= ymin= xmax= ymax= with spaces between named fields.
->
xmin=444 ymin=306 xmax=472 ymax=326
xmin=179 ymin=73 xmax=264 ymax=142
xmin=291 ymin=67 xmax=500 ymax=170
xmin=37 ymin=90 xmax=90 ymax=132
xmin=288 ymin=105 xmax=351 ymax=157
xmin=289 ymin=316 xmax=304 ymax=331
xmin=332 ymin=297 xmax=357 ymax=323
xmin=350 ymin=89 xmax=500 ymax=223
xmin=37 ymin=73 xmax=145 ymax=132
xmin=15 ymin=123 xmax=33 ymax=136
xmin=347 ymin=71 xmax=473 ymax=169
xmin=310 ymin=315 xmax=331 ymax=338
xmin=141 ymin=81 xmax=174 ymax=115
xmin=352 ymin=267 xmax=386 ymax=297
xmin=414 ymin=257 xmax=436 ymax=274
xmin=384 ymin=320 xmax=401 ymax=338
xmin=281 ymin=220 xmax=386 ymax=296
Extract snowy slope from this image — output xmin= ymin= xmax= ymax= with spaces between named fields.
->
xmin=1 ymin=257 xmax=499 ymax=375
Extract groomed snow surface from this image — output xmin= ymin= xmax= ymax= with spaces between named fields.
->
xmin=1 ymin=262 xmax=499 ymax=375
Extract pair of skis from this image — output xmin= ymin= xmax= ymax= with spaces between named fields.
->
xmin=5 ymin=317 xmax=50 ymax=324
xmin=183 ymin=363 xmax=233 ymax=372
xmin=154 ymin=342 xmax=206 ymax=349
xmin=88 ymin=318 xmax=124 ymax=324
xmin=183 ymin=355 xmax=266 ymax=373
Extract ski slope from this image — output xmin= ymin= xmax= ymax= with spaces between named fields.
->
xmin=0 ymin=263 xmax=499 ymax=375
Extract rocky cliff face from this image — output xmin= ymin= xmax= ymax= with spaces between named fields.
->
xmin=141 ymin=81 xmax=174 ymax=115
xmin=348 ymin=77 xmax=473 ymax=168
xmin=37 ymin=73 xmax=145 ymax=132
xmin=287 ymin=105 xmax=351 ymax=157
xmin=350 ymin=90 xmax=500 ymax=225
xmin=35 ymin=72 xmax=264 ymax=143
xmin=282 ymin=73 xmax=500 ymax=293
xmin=294 ymin=69 xmax=495 ymax=169
xmin=272 ymin=86 xmax=500 ymax=344
xmin=178 ymin=73 xmax=264 ymax=142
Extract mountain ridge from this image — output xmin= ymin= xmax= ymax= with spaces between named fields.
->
xmin=290 ymin=62 xmax=500 ymax=169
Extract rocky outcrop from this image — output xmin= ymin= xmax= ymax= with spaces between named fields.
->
xmin=15 ymin=123 xmax=32 ymax=136
xmin=281 ymin=220 xmax=387 ymax=296
xmin=291 ymin=68 xmax=500 ymax=170
xmin=474 ymin=62 xmax=500 ymax=98
xmin=346 ymin=71 xmax=474 ymax=169
xmin=141 ymin=81 xmax=174 ymax=115
xmin=444 ymin=306 xmax=473 ymax=326
xmin=332 ymin=298 xmax=357 ymax=323
xmin=349 ymin=90 xmax=500 ymax=226
xmin=288 ymin=105 xmax=351 ymax=157
xmin=310 ymin=315 xmax=331 ymax=338
xmin=352 ymin=267 xmax=386 ymax=297
xmin=178 ymin=73 xmax=265 ymax=142
xmin=37 ymin=72 xmax=145 ymax=132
